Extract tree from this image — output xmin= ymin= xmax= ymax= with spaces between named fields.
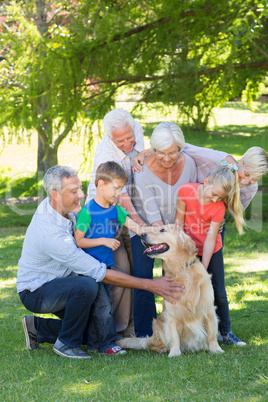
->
xmin=1 ymin=0 xmax=267 ymax=172
xmin=85 ymin=0 xmax=268 ymax=130
xmin=0 ymin=1 xmax=102 ymax=172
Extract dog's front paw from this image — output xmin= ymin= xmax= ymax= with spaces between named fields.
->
xmin=159 ymin=348 xmax=168 ymax=354
xmin=168 ymin=347 xmax=181 ymax=357
xmin=209 ymin=343 xmax=224 ymax=354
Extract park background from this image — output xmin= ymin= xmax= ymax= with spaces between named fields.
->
xmin=0 ymin=1 xmax=268 ymax=401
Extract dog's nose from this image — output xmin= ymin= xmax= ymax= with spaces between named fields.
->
xmin=141 ymin=233 xmax=146 ymax=239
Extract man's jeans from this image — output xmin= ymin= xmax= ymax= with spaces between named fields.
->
xmin=19 ymin=275 xmax=118 ymax=351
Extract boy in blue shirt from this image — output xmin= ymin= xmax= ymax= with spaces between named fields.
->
xmin=75 ymin=161 xmax=143 ymax=354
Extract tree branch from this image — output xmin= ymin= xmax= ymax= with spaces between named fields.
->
xmin=89 ymin=8 xmax=217 ymax=52
xmin=37 ymin=126 xmax=49 ymax=144
xmin=248 ymin=39 xmax=268 ymax=61
xmin=46 ymin=6 xmax=64 ymax=24
xmin=0 ymin=81 xmax=27 ymax=89
xmin=54 ymin=119 xmax=74 ymax=148
xmin=89 ymin=60 xmax=268 ymax=86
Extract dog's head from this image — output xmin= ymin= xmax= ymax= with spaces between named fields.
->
xmin=141 ymin=224 xmax=197 ymax=263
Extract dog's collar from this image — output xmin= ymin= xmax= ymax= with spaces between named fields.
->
xmin=185 ymin=257 xmax=196 ymax=268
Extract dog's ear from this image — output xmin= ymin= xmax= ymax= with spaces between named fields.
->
xmin=185 ymin=237 xmax=198 ymax=256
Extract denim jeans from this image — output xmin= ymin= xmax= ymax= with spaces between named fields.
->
xmin=220 ymin=221 xmax=226 ymax=245
xmin=200 ymin=248 xmax=231 ymax=335
xmin=131 ymin=235 xmax=156 ymax=337
xmin=19 ymin=275 xmax=117 ymax=350
xmin=87 ymin=282 xmax=118 ymax=352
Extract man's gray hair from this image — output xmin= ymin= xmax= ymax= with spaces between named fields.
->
xmin=43 ymin=165 xmax=78 ymax=199
xmin=150 ymin=122 xmax=185 ymax=151
xmin=103 ymin=108 xmax=134 ymax=138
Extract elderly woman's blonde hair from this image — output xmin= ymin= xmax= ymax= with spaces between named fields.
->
xmin=242 ymin=147 xmax=268 ymax=177
xmin=150 ymin=122 xmax=185 ymax=151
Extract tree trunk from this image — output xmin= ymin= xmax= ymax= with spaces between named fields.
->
xmin=37 ymin=134 xmax=58 ymax=173
xmin=35 ymin=0 xmax=57 ymax=174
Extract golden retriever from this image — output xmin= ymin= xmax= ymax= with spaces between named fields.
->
xmin=118 ymin=224 xmax=224 ymax=357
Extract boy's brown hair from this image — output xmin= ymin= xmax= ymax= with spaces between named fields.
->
xmin=95 ymin=161 xmax=128 ymax=187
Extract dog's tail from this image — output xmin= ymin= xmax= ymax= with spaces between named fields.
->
xmin=117 ymin=337 xmax=148 ymax=350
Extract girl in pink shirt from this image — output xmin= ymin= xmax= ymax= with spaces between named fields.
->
xmin=175 ymin=161 xmax=245 ymax=346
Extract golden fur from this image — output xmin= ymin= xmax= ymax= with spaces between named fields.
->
xmin=117 ymin=224 xmax=224 ymax=357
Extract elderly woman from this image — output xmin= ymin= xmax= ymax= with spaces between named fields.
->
xmin=131 ymin=122 xmax=197 ymax=337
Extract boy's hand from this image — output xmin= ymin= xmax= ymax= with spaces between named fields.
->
xmin=103 ymin=238 xmax=121 ymax=250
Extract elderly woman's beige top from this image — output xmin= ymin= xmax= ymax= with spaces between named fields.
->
xmin=132 ymin=152 xmax=197 ymax=225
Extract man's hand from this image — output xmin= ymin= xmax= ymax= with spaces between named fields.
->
xmin=103 ymin=238 xmax=120 ymax=250
xmin=132 ymin=152 xmax=146 ymax=173
xmin=150 ymin=277 xmax=185 ymax=304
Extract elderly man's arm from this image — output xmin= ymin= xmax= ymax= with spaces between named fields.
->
xmin=102 ymin=269 xmax=185 ymax=304
xmin=132 ymin=148 xmax=152 ymax=173
xmin=118 ymin=191 xmax=147 ymax=226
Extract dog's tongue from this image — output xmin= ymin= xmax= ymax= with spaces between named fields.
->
xmin=143 ymin=243 xmax=166 ymax=254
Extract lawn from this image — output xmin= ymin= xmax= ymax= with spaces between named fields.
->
xmin=0 ymin=225 xmax=267 ymax=401
xmin=0 ymin=101 xmax=267 ymax=400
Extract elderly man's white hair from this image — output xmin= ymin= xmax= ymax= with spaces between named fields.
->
xmin=150 ymin=122 xmax=185 ymax=151
xmin=103 ymin=108 xmax=134 ymax=138
xmin=43 ymin=165 xmax=78 ymax=200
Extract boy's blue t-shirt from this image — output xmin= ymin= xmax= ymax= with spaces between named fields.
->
xmin=75 ymin=199 xmax=129 ymax=267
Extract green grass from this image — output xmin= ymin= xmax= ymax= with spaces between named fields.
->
xmin=0 ymin=225 xmax=267 ymax=401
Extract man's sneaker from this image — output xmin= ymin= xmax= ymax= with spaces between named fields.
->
xmin=222 ymin=332 xmax=246 ymax=346
xmin=22 ymin=315 xmax=41 ymax=350
xmin=53 ymin=338 xmax=91 ymax=359
xmin=99 ymin=346 xmax=127 ymax=355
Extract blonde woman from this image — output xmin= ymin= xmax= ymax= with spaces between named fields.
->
xmin=175 ymin=163 xmax=245 ymax=345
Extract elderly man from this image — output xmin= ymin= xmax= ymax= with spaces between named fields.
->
xmin=86 ymin=108 xmax=147 ymax=338
xmin=87 ymin=108 xmax=146 ymax=222
xmin=17 ymin=165 xmax=183 ymax=359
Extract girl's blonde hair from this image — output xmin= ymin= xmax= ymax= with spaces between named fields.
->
xmin=206 ymin=166 xmax=244 ymax=234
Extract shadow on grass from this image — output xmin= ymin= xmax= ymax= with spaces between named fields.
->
xmin=222 ymin=102 xmax=268 ymax=114
xmin=211 ymin=125 xmax=267 ymax=137
xmin=142 ymin=122 xmax=267 ymax=157
xmin=224 ymin=268 xmax=268 ymax=286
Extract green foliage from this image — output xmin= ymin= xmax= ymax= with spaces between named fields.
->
xmin=131 ymin=1 xmax=268 ymax=130
xmin=1 ymin=0 xmax=267 ymax=170
xmin=0 ymin=172 xmax=43 ymax=199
